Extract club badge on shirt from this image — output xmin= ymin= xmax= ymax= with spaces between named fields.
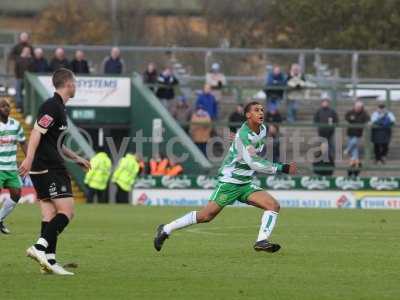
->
xmin=38 ymin=114 xmax=54 ymax=128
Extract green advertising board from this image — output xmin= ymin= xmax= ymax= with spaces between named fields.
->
xmin=134 ymin=175 xmax=400 ymax=191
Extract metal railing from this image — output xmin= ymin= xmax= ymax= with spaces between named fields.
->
xmin=3 ymin=44 xmax=400 ymax=84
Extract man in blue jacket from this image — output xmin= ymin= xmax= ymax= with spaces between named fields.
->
xmin=195 ymin=84 xmax=218 ymax=120
xmin=371 ymin=104 xmax=396 ymax=164
xmin=264 ymin=65 xmax=286 ymax=112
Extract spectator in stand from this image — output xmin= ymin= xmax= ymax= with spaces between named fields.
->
xmin=7 ymin=32 xmax=34 ymax=74
xmin=228 ymin=104 xmax=246 ymax=134
xmin=171 ymin=96 xmax=192 ymax=131
xmin=286 ymin=63 xmax=306 ymax=122
xmin=14 ymin=47 xmax=34 ymax=111
xmin=313 ymin=142 xmax=335 ymax=176
xmin=195 ymin=84 xmax=218 ymax=120
xmin=143 ymin=62 xmax=158 ymax=91
xmin=71 ymin=50 xmax=90 ymax=74
xmin=206 ymin=63 xmax=227 ymax=100
xmin=190 ymin=106 xmax=212 ymax=157
xmin=156 ymin=67 xmax=179 ymax=110
xmin=264 ymin=65 xmax=286 ymax=112
xmin=267 ymin=123 xmax=280 ymax=163
xmin=32 ymin=48 xmax=49 ymax=73
xmin=370 ymin=103 xmax=396 ymax=164
xmin=103 ymin=47 xmax=124 ymax=74
xmin=50 ymin=48 xmax=70 ymax=71
xmin=206 ymin=63 xmax=227 ymax=90
xmin=344 ymin=101 xmax=370 ymax=174
xmin=313 ymin=97 xmax=338 ymax=159
xmin=265 ymin=108 xmax=283 ymax=124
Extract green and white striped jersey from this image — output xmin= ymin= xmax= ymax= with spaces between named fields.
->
xmin=0 ymin=117 xmax=25 ymax=171
xmin=218 ymin=122 xmax=282 ymax=184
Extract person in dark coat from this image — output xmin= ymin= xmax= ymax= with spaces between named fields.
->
xmin=228 ymin=104 xmax=246 ymax=134
xmin=49 ymin=48 xmax=70 ymax=72
xmin=264 ymin=65 xmax=286 ymax=111
xmin=344 ymin=101 xmax=370 ymax=161
xmin=103 ymin=47 xmax=124 ymax=74
xmin=156 ymin=67 xmax=179 ymax=110
xmin=143 ymin=62 xmax=158 ymax=91
xmin=370 ymin=104 xmax=396 ymax=163
xmin=265 ymin=108 xmax=283 ymax=124
xmin=14 ymin=46 xmax=34 ymax=110
xmin=8 ymin=32 xmax=34 ymax=74
xmin=32 ymin=48 xmax=49 ymax=73
xmin=267 ymin=124 xmax=281 ymax=163
xmin=313 ymin=98 xmax=338 ymax=159
xmin=70 ymin=50 xmax=90 ymax=74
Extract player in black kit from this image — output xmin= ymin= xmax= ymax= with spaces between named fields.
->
xmin=20 ymin=68 xmax=90 ymax=275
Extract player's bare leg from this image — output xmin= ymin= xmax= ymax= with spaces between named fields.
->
xmin=0 ymin=188 xmax=21 ymax=234
xmin=247 ymin=191 xmax=281 ymax=253
xmin=154 ymin=201 xmax=222 ymax=251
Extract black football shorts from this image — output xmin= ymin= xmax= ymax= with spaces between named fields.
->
xmin=30 ymin=169 xmax=73 ymax=200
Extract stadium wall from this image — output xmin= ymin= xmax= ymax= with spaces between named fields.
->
xmin=131 ymin=175 xmax=400 ymax=209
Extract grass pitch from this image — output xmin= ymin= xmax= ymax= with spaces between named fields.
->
xmin=1 ymin=204 xmax=399 ymax=300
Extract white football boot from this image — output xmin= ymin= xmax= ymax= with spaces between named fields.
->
xmin=50 ymin=263 xmax=74 ymax=276
xmin=26 ymin=246 xmax=53 ymax=272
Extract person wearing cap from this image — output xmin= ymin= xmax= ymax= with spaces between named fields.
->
xmin=370 ymin=103 xmax=396 ymax=164
xmin=313 ymin=97 xmax=338 ymax=159
xmin=206 ymin=63 xmax=227 ymax=90
xmin=206 ymin=63 xmax=227 ymax=101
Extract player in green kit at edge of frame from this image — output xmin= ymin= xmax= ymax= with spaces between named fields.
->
xmin=19 ymin=68 xmax=91 ymax=275
xmin=0 ymin=98 xmax=27 ymax=234
xmin=154 ymin=101 xmax=297 ymax=253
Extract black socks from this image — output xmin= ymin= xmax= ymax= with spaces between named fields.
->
xmin=35 ymin=214 xmax=69 ymax=255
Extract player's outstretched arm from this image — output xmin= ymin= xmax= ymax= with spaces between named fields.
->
xmin=240 ymin=139 xmax=296 ymax=175
xmin=19 ymin=129 xmax=42 ymax=176
xmin=61 ymin=145 xmax=91 ymax=171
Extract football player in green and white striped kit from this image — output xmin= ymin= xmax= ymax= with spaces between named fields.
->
xmin=0 ymin=98 xmax=27 ymax=234
xmin=154 ymin=101 xmax=296 ymax=253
